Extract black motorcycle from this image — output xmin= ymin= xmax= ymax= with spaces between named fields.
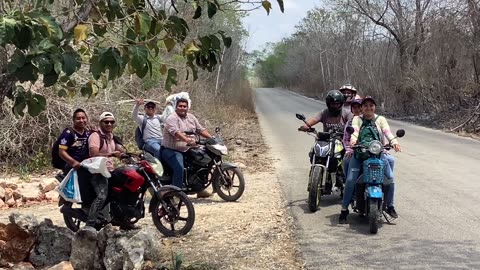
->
xmin=296 ymin=113 xmax=346 ymax=212
xmin=58 ymin=154 xmax=195 ymax=237
xmin=159 ymin=128 xmax=245 ymax=202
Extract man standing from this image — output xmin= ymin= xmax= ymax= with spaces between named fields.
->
xmin=161 ymin=98 xmax=213 ymax=197
xmin=133 ymin=98 xmax=164 ymax=159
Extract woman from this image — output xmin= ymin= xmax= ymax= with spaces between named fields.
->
xmin=339 ymin=96 xmax=401 ymax=224
xmin=342 ymin=98 xmax=363 ymax=177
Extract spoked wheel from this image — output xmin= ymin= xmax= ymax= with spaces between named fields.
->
xmin=213 ymin=167 xmax=245 ymax=202
xmin=308 ymin=166 xmax=323 ymax=212
xmin=368 ymin=199 xmax=380 ymax=234
xmin=61 ymin=201 xmax=85 ymax=232
xmin=151 ymin=191 xmax=195 ymax=237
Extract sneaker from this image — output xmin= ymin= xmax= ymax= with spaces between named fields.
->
xmin=339 ymin=209 xmax=349 ymax=224
xmin=385 ymin=206 xmax=398 ymax=218
xmin=196 ymin=190 xmax=212 ymax=198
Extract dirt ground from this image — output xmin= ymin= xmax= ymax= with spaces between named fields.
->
xmin=0 ymin=112 xmax=304 ymax=270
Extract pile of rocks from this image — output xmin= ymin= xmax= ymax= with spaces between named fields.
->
xmin=0 ymin=178 xmax=59 ymax=209
xmin=0 ymin=213 xmax=165 ymax=270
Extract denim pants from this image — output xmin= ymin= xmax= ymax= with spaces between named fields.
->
xmin=144 ymin=138 xmax=162 ymax=159
xmin=341 ymin=153 xmax=395 ymax=209
xmin=161 ymin=147 xmax=184 ymax=189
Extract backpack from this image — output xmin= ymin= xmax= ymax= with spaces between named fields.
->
xmin=51 ymin=127 xmax=77 ymax=169
xmin=97 ymin=131 xmax=123 ymax=150
xmin=134 ymin=115 xmax=161 ymax=149
xmin=354 ymin=116 xmax=380 ymax=161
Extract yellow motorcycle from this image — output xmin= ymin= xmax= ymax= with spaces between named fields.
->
xmin=296 ymin=114 xmax=346 ymax=212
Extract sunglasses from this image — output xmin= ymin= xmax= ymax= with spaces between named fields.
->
xmin=102 ymin=120 xmax=115 ymax=125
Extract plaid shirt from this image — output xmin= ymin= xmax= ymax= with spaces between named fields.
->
xmin=162 ymin=112 xmax=205 ymax=152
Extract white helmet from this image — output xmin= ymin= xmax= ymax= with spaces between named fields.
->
xmin=339 ymin=84 xmax=358 ymax=103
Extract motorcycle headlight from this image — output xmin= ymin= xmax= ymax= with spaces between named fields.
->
xmin=368 ymin=141 xmax=382 ymax=155
xmin=214 ymin=144 xmax=228 ymax=155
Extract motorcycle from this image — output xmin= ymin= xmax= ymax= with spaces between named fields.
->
xmin=346 ymin=126 xmax=405 ymax=234
xmin=158 ymin=127 xmax=245 ymax=202
xmin=296 ymin=113 xmax=345 ymax=212
xmin=58 ymin=153 xmax=195 ymax=237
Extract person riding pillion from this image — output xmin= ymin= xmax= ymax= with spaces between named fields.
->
xmin=133 ymin=98 xmax=164 ymax=159
xmin=339 ymin=84 xmax=361 ymax=112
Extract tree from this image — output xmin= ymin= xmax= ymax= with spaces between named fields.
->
xmin=0 ymin=0 xmax=284 ymax=116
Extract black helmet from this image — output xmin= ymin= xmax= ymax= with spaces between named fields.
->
xmin=325 ymin=90 xmax=345 ymax=116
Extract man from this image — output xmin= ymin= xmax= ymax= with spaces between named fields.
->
xmin=299 ymin=90 xmax=352 ymax=132
xmin=161 ymin=98 xmax=213 ymax=198
xmin=83 ymin=112 xmax=125 ymax=231
xmin=57 ymin=109 xmax=91 ymax=175
xmin=133 ymin=98 xmax=164 ymax=158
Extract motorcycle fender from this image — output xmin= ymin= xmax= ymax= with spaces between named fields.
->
xmin=366 ymin=186 xmax=383 ymax=199
xmin=219 ymin=162 xmax=237 ymax=170
xmin=148 ymin=185 xmax=183 ymax=213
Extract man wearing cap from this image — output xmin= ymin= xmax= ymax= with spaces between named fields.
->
xmin=133 ymin=98 xmax=164 ymax=159
xmin=83 ymin=111 xmax=124 ymax=231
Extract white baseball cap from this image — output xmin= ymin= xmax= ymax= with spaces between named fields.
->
xmin=99 ymin=112 xmax=115 ymax=121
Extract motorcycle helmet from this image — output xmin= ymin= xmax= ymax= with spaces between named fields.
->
xmin=339 ymin=84 xmax=358 ymax=103
xmin=325 ymin=90 xmax=345 ymax=116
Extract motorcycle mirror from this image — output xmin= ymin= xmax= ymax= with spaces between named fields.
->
xmin=346 ymin=126 xmax=354 ymax=134
xmin=296 ymin=113 xmax=306 ymax=121
xmin=396 ymin=129 xmax=406 ymax=138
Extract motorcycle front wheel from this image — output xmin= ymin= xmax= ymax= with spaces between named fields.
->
xmin=60 ymin=200 xmax=85 ymax=232
xmin=368 ymin=198 xmax=381 ymax=234
xmin=308 ymin=166 xmax=323 ymax=212
xmin=213 ymin=167 xmax=245 ymax=202
xmin=151 ymin=191 xmax=195 ymax=237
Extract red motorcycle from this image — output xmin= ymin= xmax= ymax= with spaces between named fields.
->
xmin=58 ymin=153 xmax=195 ymax=237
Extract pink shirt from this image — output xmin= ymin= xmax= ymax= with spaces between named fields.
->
xmin=88 ymin=131 xmax=116 ymax=171
xmin=162 ymin=112 xmax=205 ymax=152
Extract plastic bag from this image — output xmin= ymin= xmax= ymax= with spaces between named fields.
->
xmin=56 ymin=169 xmax=82 ymax=203
xmin=80 ymin=157 xmax=111 ymax=178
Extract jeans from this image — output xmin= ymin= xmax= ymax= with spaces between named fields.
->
xmin=161 ymin=147 xmax=184 ymax=189
xmin=343 ymin=156 xmax=351 ymax=177
xmin=144 ymin=138 xmax=162 ymax=159
xmin=75 ymin=167 xmax=108 ymax=227
xmin=341 ymin=153 xmax=395 ymax=209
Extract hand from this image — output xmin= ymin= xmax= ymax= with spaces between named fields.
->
xmin=298 ymin=125 xmax=309 ymax=132
xmin=186 ymin=138 xmax=196 ymax=146
xmin=344 ymin=151 xmax=353 ymax=159
xmin=136 ymin=98 xmax=144 ymax=106
xmin=393 ymin=143 xmax=402 ymax=152
xmin=72 ymin=161 xmax=81 ymax=170
xmin=111 ymin=151 xmax=123 ymax=158
xmin=350 ymin=140 xmax=357 ymax=147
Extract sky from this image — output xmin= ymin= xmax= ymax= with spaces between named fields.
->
xmin=241 ymin=0 xmax=323 ymax=52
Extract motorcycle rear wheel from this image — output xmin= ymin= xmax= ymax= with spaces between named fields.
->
xmin=308 ymin=166 xmax=323 ymax=212
xmin=151 ymin=191 xmax=195 ymax=237
xmin=61 ymin=201 xmax=84 ymax=232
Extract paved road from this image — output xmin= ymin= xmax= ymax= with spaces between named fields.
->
xmin=254 ymin=88 xmax=480 ymax=270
